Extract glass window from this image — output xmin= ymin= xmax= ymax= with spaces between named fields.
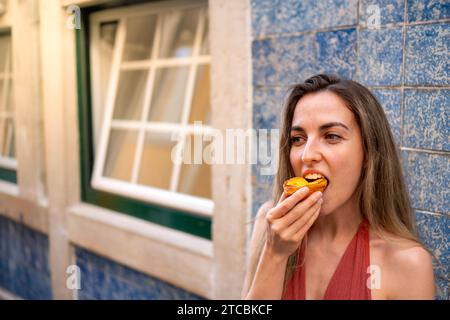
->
xmin=0 ymin=33 xmax=17 ymax=178
xmin=89 ymin=2 xmax=212 ymax=216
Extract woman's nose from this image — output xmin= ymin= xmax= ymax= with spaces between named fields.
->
xmin=301 ymin=139 xmax=322 ymax=164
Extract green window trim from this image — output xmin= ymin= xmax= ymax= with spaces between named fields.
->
xmin=75 ymin=3 xmax=211 ymax=240
xmin=0 ymin=167 xmax=17 ymax=183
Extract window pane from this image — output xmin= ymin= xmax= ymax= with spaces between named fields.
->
xmin=0 ymin=35 xmax=11 ymax=73
xmin=177 ymin=135 xmax=211 ymax=199
xmin=138 ymin=131 xmax=176 ymax=189
xmin=0 ymin=34 xmax=14 ymax=161
xmin=0 ymin=118 xmax=4 ymax=156
xmin=99 ymin=21 xmax=118 ymax=105
xmin=123 ymin=15 xmax=157 ymax=61
xmin=5 ymin=118 xmax=14 ymax=158
xmin=0 ymin=79 xmax=4 ymax=111
xmin=200 ymin=12 xmax=209 ymax=55
xmin=0 ymin=118 xmax=13 ymax=157
xmin=0 ymin=78 xmax=13 ymax=112
xmin=113 ymin=70 xmax=148 ymax=120
xmin=94 ymin=21 xmax=118 ymax=150
xmin=147 ymin=66 xmax=189 ymax=123
xmin=100 ymin=21 xmax=117 ymax=43
xmin=159 ymin=8 xmax=200 ymax=58
xmin=103 ymin=129 xmax=138 ymax=181
xmin=5 ymin=79 xmax=13 ymax=112
xmin=188 ymin=65 xmax=210 ymax=124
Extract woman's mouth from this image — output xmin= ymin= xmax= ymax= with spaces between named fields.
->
xmin=303 ymin=173 xmax=329 ymax=192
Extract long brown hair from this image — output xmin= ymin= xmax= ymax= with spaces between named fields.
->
xmin=248 ymin=74 xmax=422 ymax=295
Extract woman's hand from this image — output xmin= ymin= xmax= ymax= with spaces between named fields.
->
xmin=265 ymin=187 xmax=323 ymax=259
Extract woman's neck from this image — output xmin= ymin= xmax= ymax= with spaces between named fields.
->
xmin=309 ymin=192 xmax=363 ymax=245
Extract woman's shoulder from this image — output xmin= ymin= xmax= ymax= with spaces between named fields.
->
xmin=369 ymin=228 xmax=429 ymax=263
xmin=369 ymin=228 xmax=435 ymax=299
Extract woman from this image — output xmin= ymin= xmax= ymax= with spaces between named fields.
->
xmin=242 ymin=74 xmax=435 ymax=300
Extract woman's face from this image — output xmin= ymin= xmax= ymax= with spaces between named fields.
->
xmin=289 ymin=91 xmax=365 ymax=215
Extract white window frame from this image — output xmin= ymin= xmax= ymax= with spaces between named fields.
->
xmin=89 ymin=0 xmax=213 ymax=216
xmin=0 ymin=32 xmax=16 ymax=170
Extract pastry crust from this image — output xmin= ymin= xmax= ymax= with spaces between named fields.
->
xmin=283 ymin=177 xmax=328 ymax=195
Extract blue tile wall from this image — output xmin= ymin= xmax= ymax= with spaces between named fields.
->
xmin=359 ymin=0 xmax=404 ymax=26
xmin=401 ymin=150 xmax=449 ymax=215
xmin=316 ymin=29 xmax=357 ymax=80
xmin=407 ymin=0 xmax=450 ymax=23
xmin=251 ymin=0 xmax=357 ymax=37
xmin=0 ymin=215 xmax=52 ymax=299
xmin=415 ymin=211 xmax=450 ymax=300
xmin=403 ymin=89 xmax=450 ymax=151
xmin=253 ymin=87 xmax=287 ymax=130
xmin=405 ymin=23 xmax=450 ymax=85
xmin=358 ymin=27 xmax=403 ymax=86
xmin=252 ymin=164 xmax=275 ymax=217
xmin=252 ymin=29 xmax=357 ymax=86
xmin=252 ymin=38 xmax=276 ymax=86
xmin=75 ymin=247 xmax=203 ymax=300
xmin=252 ymin=87 xmax=287 ymax=214
xmin=371 ymin=89 xmax=402 ymax=145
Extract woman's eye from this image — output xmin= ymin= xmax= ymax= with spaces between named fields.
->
xmin=326 ymin=134 xmax=341 ymax=141
xmin=290 ymin=136 xmax=304 ymax=144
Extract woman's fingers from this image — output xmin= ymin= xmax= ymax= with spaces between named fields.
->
xmin=279 ymin=191 xmax=322 ymax=226
xmin=275 ymin=191 xmax=289 ymax=207
xmin=264 ymin=188 xmax=322 ymax=259
xmin=284 ymin=199 xmax=322 ymax=238
xmin=293 ymin=205 xmax=321 ymax=240
xmin=268 ymin=187 xmax=311 ymax=219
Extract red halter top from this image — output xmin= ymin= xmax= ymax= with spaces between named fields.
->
xmin=282 ymin=219 xmax=371 ymax=300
